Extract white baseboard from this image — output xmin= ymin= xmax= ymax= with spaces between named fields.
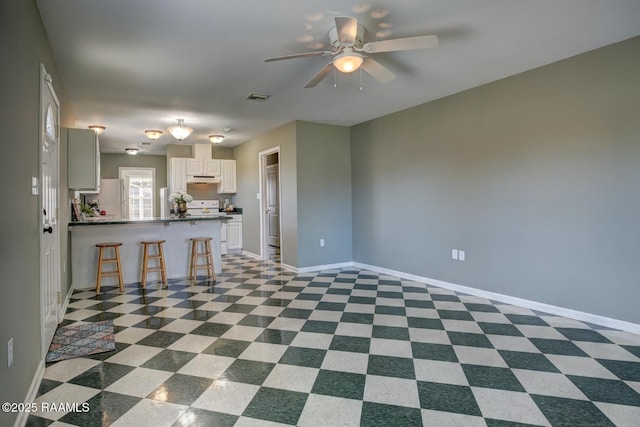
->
xmin=59 ymin=284 xmax=74 ymax=322
xmin=241 ymin=250 xmax=261 ymax=260
xmin=353 ymin=262 xmax=640 ymax=335
xmin=14 ymin=360 xmax=45 ymax=427
xmin=296 ymin=262 xmax=355 ymax=274
xmin=280 ymin=262 xmax=298 ymax=272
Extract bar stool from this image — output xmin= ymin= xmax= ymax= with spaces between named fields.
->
xmin=189 ymin=237 xmax=216 ymax=280
xmin=95 ymin=242 xmax=124 ymax=295
xmin=140 ymin=240 xmax=168 ymax=289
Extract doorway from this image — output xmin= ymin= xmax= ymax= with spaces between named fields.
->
xmin=40 ymin=64 xmax=61 ymax=356
xmin=259 ymin=147 xmax=281 ymax=261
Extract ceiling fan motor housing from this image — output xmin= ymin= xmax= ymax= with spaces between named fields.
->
xmin=329 ymin=24 xmax=366 ymax=50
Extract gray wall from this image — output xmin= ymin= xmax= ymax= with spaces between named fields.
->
xmin=100 ymin=153 xmax=167 ymax=217
xmin=0 ymin=1 xmax=75 ymax=425
xmin=296 ymin=122 xmax=352 ymax=267
xmin=234 ymin=122 xmax=298 ymax=266
xmin=351 ymin=36 xmax=640 ymax=324
xmin=234 ymin=121 xmax=353 ymax=269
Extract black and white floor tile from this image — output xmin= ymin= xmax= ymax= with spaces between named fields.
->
xmin=27 ymin=254 xmax=640 ymax=426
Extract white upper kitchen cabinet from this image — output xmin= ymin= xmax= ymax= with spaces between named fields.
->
xmin=185 ymin=158 xmax=220 ymax=177
xmin=204 ymin=159 xmax=221 ymax=176
xmin=67 ymin=128 xmax=100 ymax=192
xmin=186 ymin=158 xmax=203 ymax=175
xmin=169 ymin=157 xmax=187 ymax=193
xmin=218 ymin=159 xmax=237 ymax=193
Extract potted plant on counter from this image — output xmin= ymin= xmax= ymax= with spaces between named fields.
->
xmin=169 ymin=191 xmax=193 ymax=218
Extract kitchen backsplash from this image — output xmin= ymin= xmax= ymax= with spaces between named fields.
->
xmin=186 ymin=183 xmax=235 ymax=205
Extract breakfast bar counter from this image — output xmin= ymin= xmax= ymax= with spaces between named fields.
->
xmin=69 ymin=216 xmax=230 ymax=289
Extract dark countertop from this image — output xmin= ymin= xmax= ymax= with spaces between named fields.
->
xmin=69 ymin=215 xmax=232 ymax=227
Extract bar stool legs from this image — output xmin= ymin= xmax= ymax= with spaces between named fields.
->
xmin=95 ymin=242 xmax=124 ymax=295
xmin=189 ymin=237 xmax=216 ymax=281
xmin=141 ymin=240 xmax=168 ymax=289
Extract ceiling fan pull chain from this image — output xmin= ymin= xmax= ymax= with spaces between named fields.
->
xmin=334 ymin=69 xmax=337 ymax=88
xmin=360 ymin=68 xmax=364 ymax=91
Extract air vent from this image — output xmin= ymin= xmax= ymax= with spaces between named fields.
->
xmin=246 ymin=93 xmax=269 ymax=101
xmin=139 ymin=141 xmax=152 ymax=146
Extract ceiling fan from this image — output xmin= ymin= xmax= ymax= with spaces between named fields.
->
xmin=265 ymin=16 xmax=438 ymax=88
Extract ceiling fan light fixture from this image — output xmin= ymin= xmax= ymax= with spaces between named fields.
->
xmin=333 ymin=51 xmax=364 ymax=73
xmin=125 ymin=148 xmax=139 ymax=155
xmin=144 ymin=129 xmax=163 ymax=140
xmin=208 ymin=134 xmax=225 ymax=144
xmin=167 ymin=119 xmax=193 ymax=141
xmin=88 ymin=125 xmax=106 ymax=135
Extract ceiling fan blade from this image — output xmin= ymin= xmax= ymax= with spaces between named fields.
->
xmin=335 ymin=16 xmax=358 ymax=44
xmin=361 ymin=58 xmax=396 ymax=84
xmin=304 ymin=62 xmax=334 ymax=88
xmin=362 ymin=35 xmax=438 ymax=53
xmin=265 ymin=51 xmax=331 ymax=62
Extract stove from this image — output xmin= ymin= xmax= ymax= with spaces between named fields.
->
xmin=186 ymin=200 xmax=222 ymax=217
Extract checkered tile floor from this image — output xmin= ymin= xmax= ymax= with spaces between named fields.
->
xmin=27 ymin=254 xmax=640 ymax=426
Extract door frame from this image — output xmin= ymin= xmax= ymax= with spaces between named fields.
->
xmin=39 ymin=63 xmax=61 ymax=356
xmin=258 ymin=146 xmax=282 ymax=260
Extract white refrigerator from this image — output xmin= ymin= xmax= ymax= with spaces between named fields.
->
xmin=160 ymin=187 xmax=172 ymax=218
xmin=97 ymin=179 xmax=127 ymax=219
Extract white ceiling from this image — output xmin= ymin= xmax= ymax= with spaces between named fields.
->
xmin=36 ymin=0 xmax=640 ymax=155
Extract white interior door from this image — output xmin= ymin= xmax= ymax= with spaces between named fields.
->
xmin=40 ymin=64 xmax=61 ymax=356
xmin=266 ymin=164 xmax=280 ymax=248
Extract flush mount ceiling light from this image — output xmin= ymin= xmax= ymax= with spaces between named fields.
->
xmin=88 ymin=125 xmax=106 ymax=135
xmin=167 ymin=119 xmax=193 ymax=141
xmin=144 ymin=129 xmax=163 ymax=140
xmin=209 ymin=134 xmax=225 ymax=144
xmin=125 ymin=148 xmax=139 ymax=155
xmin=332 ymin=48 xmax=364 ymax=73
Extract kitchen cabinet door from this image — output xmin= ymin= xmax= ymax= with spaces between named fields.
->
xmin=186 ymin=159 xmax=203 ymax=175
xmin=169 ymin=157 xmax=187 ymax=193
xmin=68 ymin=128 xmax=100 ymax=191
xmin=218 ymin=159 xmax=237 ymax=193
xmin=204 ymin=159 xmax=221 ymax=176
xmin=227 ymin=217 xmax=242 ymax=250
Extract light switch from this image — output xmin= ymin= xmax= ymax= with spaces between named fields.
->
xmin=31 ymin=177 xmax=39 ymax=195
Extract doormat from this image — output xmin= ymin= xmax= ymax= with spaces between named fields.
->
xmin=45 ymin=320 xmax=115 ymax=363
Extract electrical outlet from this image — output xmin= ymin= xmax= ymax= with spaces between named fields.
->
xmin=459 ymin=251 xmax=465 ymax=261
xmin=320 ymin=239 xmax=325 ymax=247
xmin=452 ymin=249 xmax=458 ymax=260
xmin=8 ymin=337 xmax=13 ymax=368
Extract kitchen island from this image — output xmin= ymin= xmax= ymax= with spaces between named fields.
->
xmin=69 ymin=216 xmax=230 ymax=290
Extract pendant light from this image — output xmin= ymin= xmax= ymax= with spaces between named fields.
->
xmin=167 ymin=119 xmax=193 ymax=141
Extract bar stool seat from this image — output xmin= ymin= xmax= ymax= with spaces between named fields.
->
xmin=95 ymin=242 xmax=124 ymax=295
xmin=141 ymin=239 xmax=168 ymax=289
xmin=189 ymin=237 xmax=216 ymax=281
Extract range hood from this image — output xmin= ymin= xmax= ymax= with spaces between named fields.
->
xmin=187 ymin=175 xmax=220 ymax=184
